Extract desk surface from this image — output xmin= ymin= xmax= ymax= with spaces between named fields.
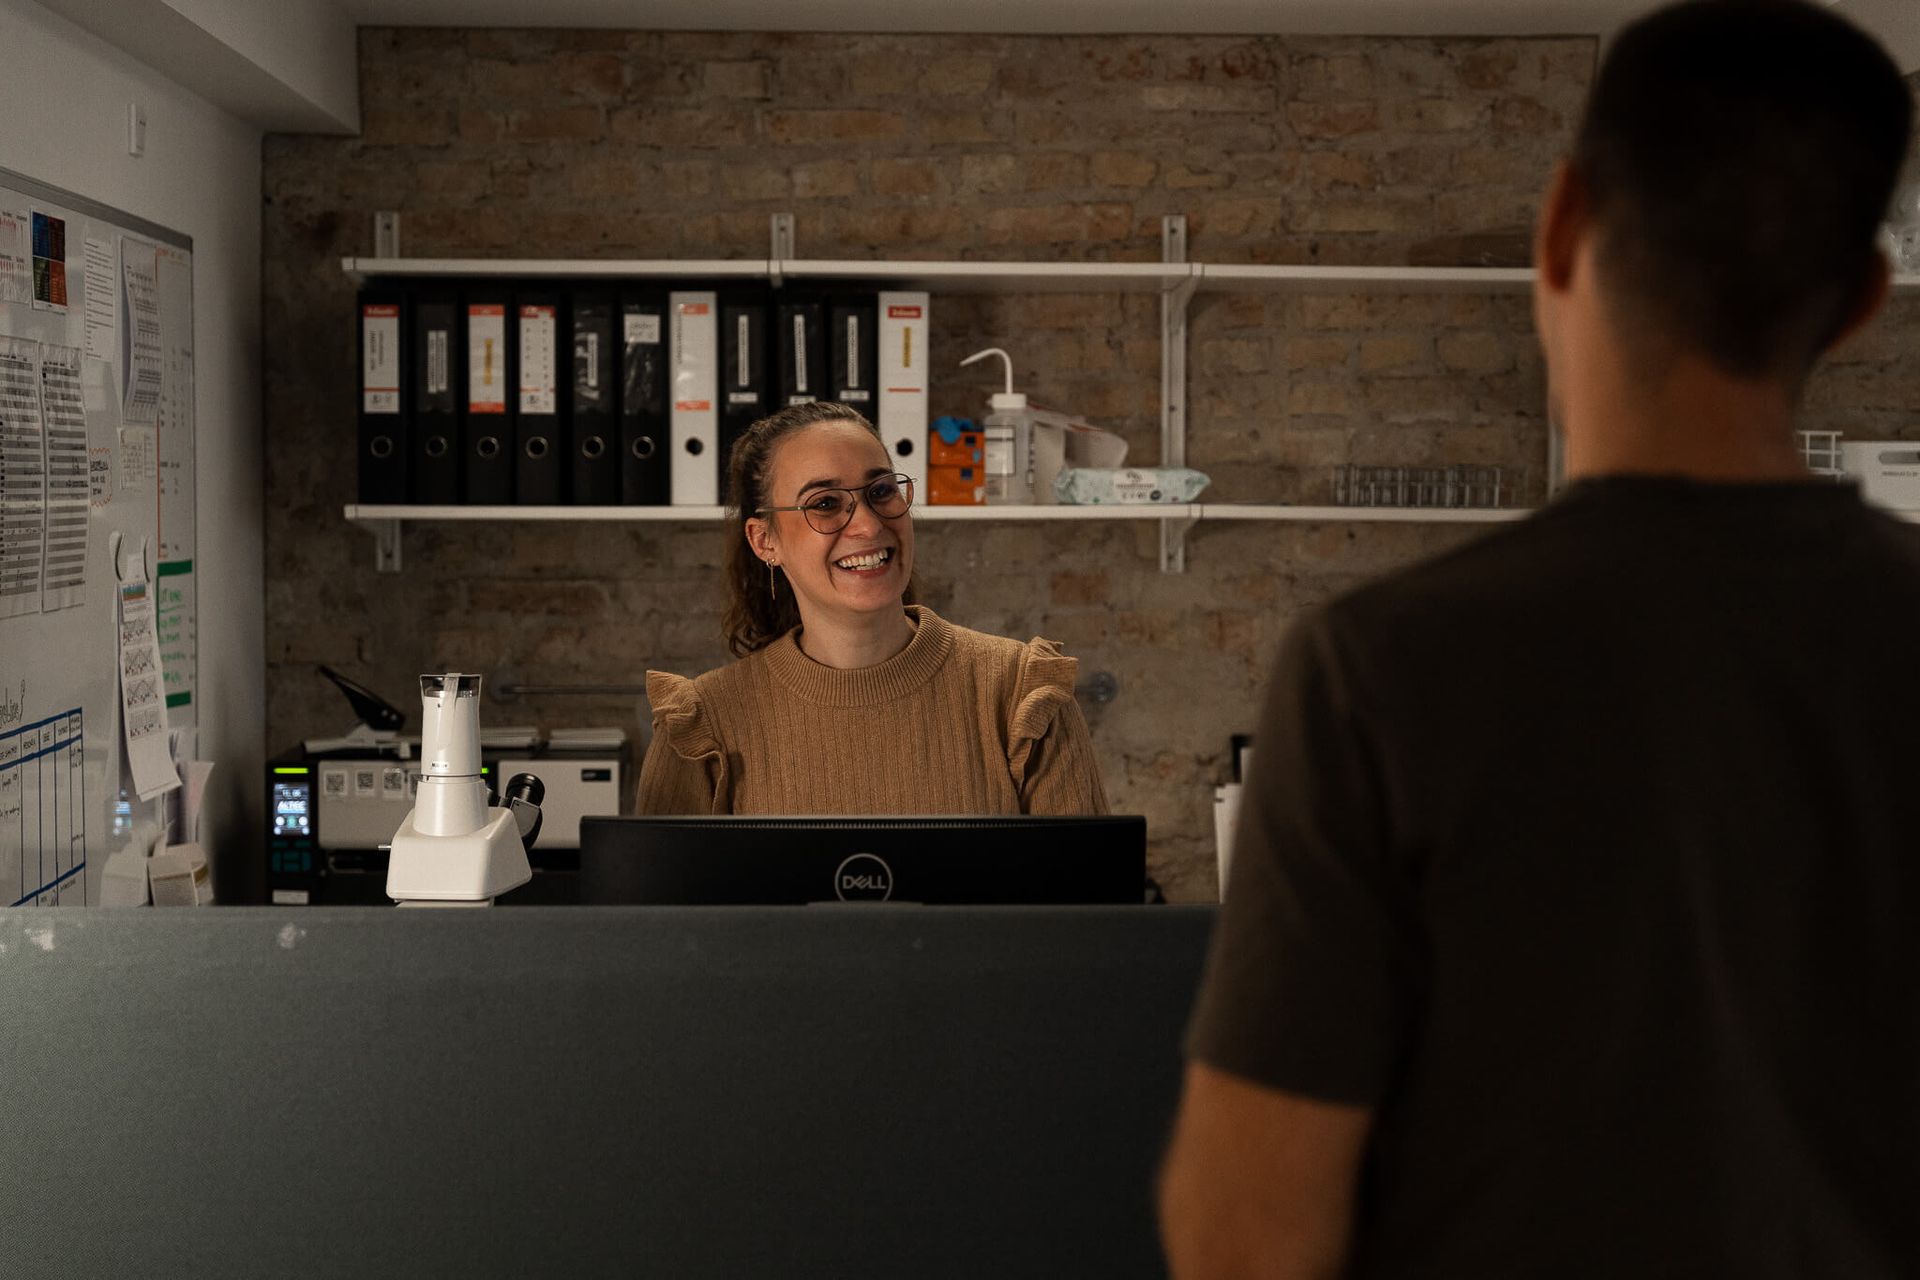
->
xmin=4 ymin=906 xmax=1215 ymax=1280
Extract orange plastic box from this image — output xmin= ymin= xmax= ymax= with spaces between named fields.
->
xmin=928 ymin=466 xmax=986 ymax=506
xmin=928 ymin=430 xmax=984 ymax=468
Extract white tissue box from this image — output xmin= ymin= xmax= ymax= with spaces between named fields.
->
xmin=1841 ymin=442 xmax=1920 ymax=510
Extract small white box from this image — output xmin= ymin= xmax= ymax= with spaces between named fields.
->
xmin=1840 ymin=441 xmax=1920 ymax=510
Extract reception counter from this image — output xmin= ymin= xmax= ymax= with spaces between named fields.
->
xmin=5 ymin=905 xmax=1215 ymax=1278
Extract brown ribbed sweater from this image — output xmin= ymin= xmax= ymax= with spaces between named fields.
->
xmin=639 ymin=606 xmax=1109 ymax=816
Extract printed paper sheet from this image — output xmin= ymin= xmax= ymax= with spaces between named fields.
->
xmin=83 ymin=235 xmax=117 ymax=362
xmin=117 ymin=571 xmax=177 ymax=802
xmin=0 ymin=337 xmax=47 ymax=620
xmin=0 ymin=207 xmax=28 ymax=305
xmin=120 ymin=238 xmax=161 ymax=427
xmin=39 ymin=345 xmax=88 ymax=611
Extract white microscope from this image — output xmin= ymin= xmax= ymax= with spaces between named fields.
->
xmin=386 ymin=673 xmax=543 ymax=907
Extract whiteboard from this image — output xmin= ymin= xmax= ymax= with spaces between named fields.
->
xmin=0 ymin=166 xmax=196 ymax=907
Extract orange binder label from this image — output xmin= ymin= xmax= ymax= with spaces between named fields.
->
xmin=886 ymin=305 xmax=922 ymax=319
xmin=680 ymin=303 xmax=710 ymax=316
xmin=675 ymin=399 xmax=712 ymax=412
xmin=362 ymin=303 xmax=400 ymax=319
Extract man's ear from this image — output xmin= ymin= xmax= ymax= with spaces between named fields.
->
xmin=744 ymin=516 xmax=776 ymax=565
xmin=1535 ymin=159 xmax=1590 ymax=294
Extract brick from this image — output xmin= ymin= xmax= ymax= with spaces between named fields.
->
xmin=1164 ymin=164 xmax=1230 ymax=190
xmin=871 ymin=157 xmax=941 ymax=196
xmin=610 ymin=107 xmax=752 ymax=148
xmin=764 ymin=110 xmax=906 ymax=145
xmin=1302 ymin=150 xmax=1375 ymax=191
xmin=1359 ymin=333 xmax=1433 ymax=372
xmin=1389 ymin=96 xmax=1485 ymax=132
xmin=926 ymin=112 xmax=1006 ymax=145
xmin=1082 ymin=44 xmax=1158 ymax=81
xmin=468 ymin=580 xmax=611 ymax=617
xmin=845 ymin=51 xmax=922 ymax=96
xmin=567 ymin=158 xmax=653 ymax=199
xmin=1288 ymin=381 xmax=1349 ymax=415
xmin=919 ymin=55 xmax=996 ymax=96
xmin=1197 ymin=338 xmax=1270 ymax=376
xmin=662 ymin=161 xmax=714 ymax=200
xmin=704 ymin=60 xmax=772 ymax=99
xmin=1459 ymin=47 xmax=1519 ymax=91
xmin=1091 ymin=151 xmax=1157 ymax=188
xmin=471 ymin=54 xmax=624 ymax=100
xmin=360 ymin=107 xmax=454 ymax=147
xmin=719 ymin=163 xmax=792 ymax=201
xmin=960 ymin=153 xmax=1020 ymax=195
xmin=1291 ymin=53 xmax=1374 ymax=99
xmin=504 ymin=106 xmax=605 ymax=141
xmin=1286 ymin=101 xmax=1380 ymax=139
xmin=1492 ymin=96 xmax=1562 ymax=135
xmin=1022 ymin=152 xmax=1089 ymax=191
xmin=1284 ymin=335 xmax=1350 ymax=369
xmin=1438 ymin=331 xmax=1518 ymax=375
xmin=1140 ymin=83 xmax=1272 ymax=113
xmin=1050 ymin=571 xmax=1111 ymax=605
xmin=793 ymin=158 xmax=862 ymax=199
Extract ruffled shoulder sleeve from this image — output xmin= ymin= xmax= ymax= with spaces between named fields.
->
xmin=638 ymin=671 xmax=731 ymax=814
xmin=1007 ymin=639 xmax=1109 ymax=815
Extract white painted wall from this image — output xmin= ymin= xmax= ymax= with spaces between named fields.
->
xmin=2 ymin=0 xmax=266 ymax=900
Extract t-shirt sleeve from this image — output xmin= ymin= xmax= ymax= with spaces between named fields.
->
xmin=1183 ymin=607 xmax=1419 ymax=1106
xmin=637 ymin=671 xmax=729 ymax=815
xmin=1009 ymin=638 xmax=1110 ymax=815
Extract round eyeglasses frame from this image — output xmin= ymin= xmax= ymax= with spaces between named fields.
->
xmin=757 ymin=473 xmax=916 ymax=535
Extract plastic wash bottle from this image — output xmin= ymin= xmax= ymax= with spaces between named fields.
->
xmin=959 ymin=347 xmax=1032 ymax=505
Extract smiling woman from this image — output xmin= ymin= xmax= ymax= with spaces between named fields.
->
xmin=638 ymin=401 xmax=1110 ymax=817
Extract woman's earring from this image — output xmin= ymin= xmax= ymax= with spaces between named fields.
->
xmin=767 ymin=562 xmax=777 ymax=600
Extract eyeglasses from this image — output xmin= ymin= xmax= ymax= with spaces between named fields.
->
xmin=758 ymin=474 xmax=915 ymax=535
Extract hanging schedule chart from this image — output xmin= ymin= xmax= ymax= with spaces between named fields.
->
xmin=2 ymin=708 xmax=85 ymax=906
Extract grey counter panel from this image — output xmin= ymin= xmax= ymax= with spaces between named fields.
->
xmin=2 ymin=905 xmax=1216 ymax=1279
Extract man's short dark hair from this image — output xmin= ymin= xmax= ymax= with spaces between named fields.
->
xmin=1573 ymin=0 xmax=1912 ymax=380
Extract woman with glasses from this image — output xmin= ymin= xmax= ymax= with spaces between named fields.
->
xmin=638 ymin=400 xmax=1108 ymax=816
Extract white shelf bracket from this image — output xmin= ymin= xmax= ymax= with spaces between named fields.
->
xmin=363 ymin=518 xmax=402 ymax=573
xmin=1159 ymin=511 xmax=1199 ymax=574
xmin=374 ymin=211 xmax=401 ymax=258
xmin=770 ymin=213 xmax=795 ymax=286
xmin=1161 ymin=215 xmax=1193 ymax=573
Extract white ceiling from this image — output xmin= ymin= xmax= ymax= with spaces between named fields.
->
xmin=337 ymin=0 xmax=1678 ymax=37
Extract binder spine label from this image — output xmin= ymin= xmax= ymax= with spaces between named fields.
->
xmin=468 ymin=304 xmax=506 ymax=413
xmin=625 ymin=313 xmax=661 ymax=345
xmin=362 ymin=304 xmax=400 ymax=414
xmin=426 ymin=330 xmax=449 ymax=397
xmin=792 ymin=314 xmax=809 ymax=393
xmin=519 ymin=304 xmax=558 ymax=415
xmin=845 ymin=316 xmax=861 ymax=388
xmin=580 ymin=332 xmax=602 ymax=401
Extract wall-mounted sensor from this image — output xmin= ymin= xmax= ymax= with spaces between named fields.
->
xmin=128 ymin=103 xmax=146 ymax=157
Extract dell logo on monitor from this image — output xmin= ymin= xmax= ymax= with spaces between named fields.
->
xmin=834 ymin=852 xmax=894 ymax=902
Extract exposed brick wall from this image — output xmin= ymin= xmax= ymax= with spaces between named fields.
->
xmin=259 ymin=33 xmax=1918 ymax=904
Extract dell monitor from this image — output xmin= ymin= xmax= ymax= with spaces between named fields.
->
xmin=578 ymin=815 xmax=1147 ymax=905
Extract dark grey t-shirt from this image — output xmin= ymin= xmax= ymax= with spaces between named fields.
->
xmin=1186 ymin=476 xmax=1920 ymax=1279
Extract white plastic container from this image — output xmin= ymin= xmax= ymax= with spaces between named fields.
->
xmin=960 ymin=347 xmax=1033 ymax=505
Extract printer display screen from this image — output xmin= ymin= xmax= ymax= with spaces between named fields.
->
xmin=273 ymin=781 xmax=312 ymax=837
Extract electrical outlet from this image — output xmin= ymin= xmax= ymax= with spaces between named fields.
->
xmin=128 ymin=103 xmax=146 ymax=157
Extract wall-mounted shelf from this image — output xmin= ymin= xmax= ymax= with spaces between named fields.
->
xmin=1197 ymin=264 xmax=1534 ymax=293
xmin=346 ymin=213 xmax=1914 ymax=577
xmin=342 ymin=256 xmax=1555 ymax=295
